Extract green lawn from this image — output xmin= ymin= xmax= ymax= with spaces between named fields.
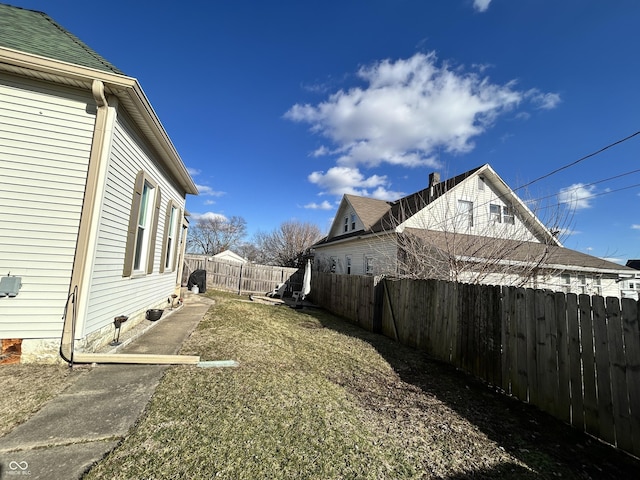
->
xmin=84 ymin=290 xmax=640 ymax=479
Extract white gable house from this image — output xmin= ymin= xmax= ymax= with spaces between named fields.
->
xmin=313 ymin=164 xmax=638 ymax=297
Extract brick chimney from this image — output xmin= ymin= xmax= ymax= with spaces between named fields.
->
xmin=429 ymin=172 xmax=440 ymax=187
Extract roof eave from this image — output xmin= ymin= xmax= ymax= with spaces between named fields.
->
xmin=0 ymin=47 xmax=198 ymax=196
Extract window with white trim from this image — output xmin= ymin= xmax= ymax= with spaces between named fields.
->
xmin=594 ymin=277 xmax=602 ymax=295
xmin=561 ymin=273 xmax=571 ymax=293
xmin=578 ymin=274 xmax=586 ymax=294
xmin=365 ymin=256 xmax=374 ymax=275
xmin=457 ymin=200 xmax=474 ymax=228
xmin=344 ymin=217 xmax=349 ymax=233
xmin=503 ymin=205 xmax=515 ymax=225
xmin=161 ymin=202 xmax=180 ymax=273
xmin=351 ymin=213 xmax=356 ymax=230
xmin=490 ymin=204 xmax=501 ymax=223
xmin=134 ymin=181 xmax=154 ymax=272
xmin=346 ymin=255 xmax=352 ymax=274
xmin=123 ymin=170 xmax=161 ymax=277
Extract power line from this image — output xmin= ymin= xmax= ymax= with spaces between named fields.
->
xmin=526 ymin=167 xmax=640 ymax=205
xmin=513 ymin=130 xmax=640 ymax=193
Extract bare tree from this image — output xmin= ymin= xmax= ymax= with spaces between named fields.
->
xmin=187 ymin=215 xmax=247 ymax=255
xmin=236 ymin=242 xmax=265 ymax=264
xmin=255 ymin=221 xmax=323 ymax=267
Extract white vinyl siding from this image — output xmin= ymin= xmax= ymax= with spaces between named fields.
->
xmin=0 ymin=73 xmax=95 ymax=338
xmin=315 ymin=235 xmax=397 ymax=276
xmin=401 ymin=172 xmax=539 ymax=243
xmin=81 ymin=111 xmax=186 ymax=336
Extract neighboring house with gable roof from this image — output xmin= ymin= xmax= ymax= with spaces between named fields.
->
xmin=620 ymin=260 xmax=640 ymax=300
xmin=313 ymin=164 xmax=638 ymax=297
xmin=0 ymin=4 xmax=198 ymax=363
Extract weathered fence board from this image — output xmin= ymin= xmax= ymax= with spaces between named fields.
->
xmin=566 ymin=293 xmax=584 ymax=430
xmin=607 ymin=297 xmax=633 ymax=452
xmin=621 ymin=298 xmax=640 ymax=453
xmin=184 ymin=256 xmax=300 ymax=295
xmin=555 ymin=292 xmax=571 ymax=424
xmin=593 ymin=296 xmax=616 ymax=445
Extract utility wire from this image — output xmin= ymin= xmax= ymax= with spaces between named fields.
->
xmin=524 ymin=167 xmax=640 ymax=206
xmin=513 ymin=130 xmax=640 ymax=193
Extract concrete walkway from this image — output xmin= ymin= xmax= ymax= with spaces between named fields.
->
xmin=0 ymin=291 xmax=214 ymax=480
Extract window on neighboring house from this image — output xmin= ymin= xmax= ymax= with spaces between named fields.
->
xmin=123 ymin=170 xmax=161 ymax=277
xmin=594 ymin=277 xmax=602 ymax=295
xmin=503 ymin=205 xmax=515 ymax=225
xmin=365 ymin=256 xmax=374 ymax=275
xmin=457 ymin=200 xmax=474 ymax=228
xmin=160 ymin=202 xmax=180 ymax=273
xmin=561 ymin=273 xmax=571 ymax=293
xmin=344 ymin=217 xmax=349 ymax=233
xmin=478 ymin=176 xmax=485 ymax=191
xmin=578 ymin=274 xmax=586 ymax=294
xmin=346 ymin=255 xmax=352 ymax=274
xmin=490 ymin=204 xmax=502 ymax=223
xmin=330 ymin=257 xmax=337 ymax=273
xmin=351 ymin=213 xmax=356 ymax=230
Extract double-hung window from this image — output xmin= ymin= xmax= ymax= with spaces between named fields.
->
xmin=160 ymin=201 xmax=181 ymax=273
xmin=123 ymin=171 xmax=161 ymax=277
xmin=503 ymin=205 xmax=515 ymax=225
xmin=365 ymin=256 xmax=374 ymax=275
xmin=489 ymin=204 xmax=502 ymax=223
xmin=133 ymin=181 xmax=153 ymax=271
xmin=457 ymin=200 xmax=474 ymax=228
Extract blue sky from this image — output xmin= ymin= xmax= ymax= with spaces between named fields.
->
xmin=8 ymin=0 xmax=640 ymax=263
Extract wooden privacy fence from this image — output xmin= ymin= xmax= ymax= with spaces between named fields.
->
xmin=310 ymin=271 xmax=640 ymax=458
xmin=183 ymin=256 xmax=302 ymax=295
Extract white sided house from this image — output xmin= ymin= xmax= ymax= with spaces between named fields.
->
xmin=0 ymin=4 xmax=198 ymax=363
xmin=313 ymin=164 xmax=639 ymax=297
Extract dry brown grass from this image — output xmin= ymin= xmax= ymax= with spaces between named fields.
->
xmin=0 ymin=364 xmax=87 ymax=437
xmin=85 ymin=290 xmax=640 ymax=479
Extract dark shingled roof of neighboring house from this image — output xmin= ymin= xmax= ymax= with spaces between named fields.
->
xmin=0 ymin=3 xmax=124 ymax=74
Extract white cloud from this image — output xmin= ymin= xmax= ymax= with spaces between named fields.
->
xmin=190 ymin=211 xmax=227 ymax=222
xmin=203 ymin=199 xmax=216 ymax=205
xmin=304 ymin=200 xmax=334 ymax=210
xmin=473 ymin=0 xmax=492 ymax=12
xmin=632 ymin=224 xmax=640 ymax=230
xmin=196 ymin=184 xmax=226 ymax=197
xmin=187 ymin=167 xmax=201 ymax=176
xmin=558 ymin=183 xmax=596 ymax=210
xmin=286 ymin=52 xmax=554 ymax=171
xmin=308 ymin=166 xmax=404 ymax=200
xmin=525 ymin=89 xmax=562 ymax=110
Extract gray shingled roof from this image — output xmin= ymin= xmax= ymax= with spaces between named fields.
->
xmin=344 ymin=194 xmax=391 ymax=231
xmin=0 ymin=3 xmax=123 ymax=74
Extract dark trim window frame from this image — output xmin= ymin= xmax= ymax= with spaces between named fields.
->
xmin=160 ymin=201 xmax=181 ymax=273
xmin=123 ymin=170 xmax=161 ymax=277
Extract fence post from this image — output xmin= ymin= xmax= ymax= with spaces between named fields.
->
xmin=237 ymin=263 xmax=244 ymax=295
